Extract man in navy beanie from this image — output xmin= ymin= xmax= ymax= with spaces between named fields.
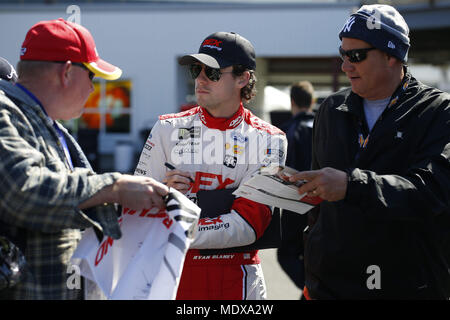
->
xmin=290 ymin=4 xmax=450 ymax=299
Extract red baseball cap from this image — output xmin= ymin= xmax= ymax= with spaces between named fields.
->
xmin=20 ymin=18 xmax=122 ymax=80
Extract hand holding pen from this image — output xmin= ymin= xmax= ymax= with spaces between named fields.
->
xmin=163 ymin=162 xmax=194 ymax=194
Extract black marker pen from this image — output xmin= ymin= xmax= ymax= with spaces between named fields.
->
xmin=164 ymin=162 xmax=194 ymax=182
xmin=164 ymin=162 xmax=176 ymax=170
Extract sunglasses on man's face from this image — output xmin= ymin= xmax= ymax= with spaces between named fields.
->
xmin=189 ymin=64 xmax=233 ymax=82
xmin=339 ymin=46 xmax=376 ymax=63
xmin=72 ymin=62 xmax=95 ymax=81
xmin=53 ymin=61 xmax=95 ymax=80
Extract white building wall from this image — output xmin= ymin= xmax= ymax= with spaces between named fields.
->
xmin=0 ymin=4 xmax=353 ymax=153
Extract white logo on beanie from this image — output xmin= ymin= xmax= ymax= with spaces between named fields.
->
xmin=366 ymin=9 xmax=381 ymax=30
xmin=343 ymin=16 xmax=356 ymax=33
xmin=359 ymin=5 xmax=410 ymax=43
xmin=388 ymin=41 xmax=396 ymax=49
xmin=20 ymin=47 xmax=27 ymax=56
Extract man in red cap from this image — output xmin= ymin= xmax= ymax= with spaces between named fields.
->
xmin=0 ymin=19 xmax=169 ymax=300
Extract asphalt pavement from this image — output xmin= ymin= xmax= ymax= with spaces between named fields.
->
xmin=259 ymin=248 xmax=303 ymax=300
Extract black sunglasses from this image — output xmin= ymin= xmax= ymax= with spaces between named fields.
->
xmin=53 ymin=61 xmax=95 ymax=80
xmin=73 ymin=62 xmax=95 ymax=80
xmin=189 ymin=64 xmax=233 ymax=82
xmin=339 ymin=46 xmax=376 ymax=63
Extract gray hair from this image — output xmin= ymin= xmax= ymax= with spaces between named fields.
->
xmin=16 ymin=60 xmax=60 ymax=79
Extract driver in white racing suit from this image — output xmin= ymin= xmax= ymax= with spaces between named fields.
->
xmin=134 ymin=32 xmax=287 ymax=300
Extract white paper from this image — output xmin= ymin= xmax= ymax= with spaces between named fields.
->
xmin=233 ymin=165 xmax=322 ymax=214
xmin=71 ymin=189 xmax=200 ymax=300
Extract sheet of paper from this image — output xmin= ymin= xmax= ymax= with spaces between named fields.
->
xmin=71 ymin=189 xmax=200 ymax=300
xmin=233 ymin=165 xmax=322 ymax=214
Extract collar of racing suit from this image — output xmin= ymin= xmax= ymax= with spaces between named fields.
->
xmin=198 ymin=102 xmax=245 ymax=130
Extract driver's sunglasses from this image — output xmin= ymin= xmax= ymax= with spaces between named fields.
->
xmin=53 ymin=61 xmax=95 ymax=80
xmin=339 ymin=46 xmax=376 ymax=63
xmin=189 ymin=64 xmax=233 ymax=82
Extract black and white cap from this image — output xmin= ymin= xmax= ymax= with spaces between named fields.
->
xmin=179 ymin=31 xmax=256 ymax=70
xmin=0 ymin=57 xmax=18 ymax=83
xmin=339 ymin=4 xmax=410 ymax=62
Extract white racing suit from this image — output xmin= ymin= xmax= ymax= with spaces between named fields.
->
xmin=135 ymin=103 xmax=287 ymax=300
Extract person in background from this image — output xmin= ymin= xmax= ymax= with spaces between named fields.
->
xmin=0 ymin=19 xmax=168 ymax=300
xmin=134 ymin=31 xmax=287 ymax=300
xmin=282 ymin=81 xmax=316 ymax=171
xmin=289 ymin=4 xmax=450 ymax=299
xmin=277 ymin=81 xmax=316 ymax=298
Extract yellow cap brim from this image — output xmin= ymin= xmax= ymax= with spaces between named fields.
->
xmin=84 ymin=60 xmax=122 ymax=80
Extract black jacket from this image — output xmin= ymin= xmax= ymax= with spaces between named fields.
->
xmin=278 ymin=111 xmax=315 ymax=289
xmin=281 ymin=111 xmax=315 ymax=172
xmin=305 ymin=70 xmax=450 ymax=299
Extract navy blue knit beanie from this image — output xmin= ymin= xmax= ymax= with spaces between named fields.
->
xmin=339 ymin=4 xmax=410 ymax=62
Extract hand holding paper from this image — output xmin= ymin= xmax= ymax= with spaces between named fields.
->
xmin=289 ymin=167 xmax=348 ymax=202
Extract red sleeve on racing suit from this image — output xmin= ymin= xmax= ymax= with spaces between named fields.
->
xmin=231 ymin=197 xmax=272 ymax=240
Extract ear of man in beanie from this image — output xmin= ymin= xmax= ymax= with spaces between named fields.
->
xmin=339 ymin=4 xmax=410 ymax=62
